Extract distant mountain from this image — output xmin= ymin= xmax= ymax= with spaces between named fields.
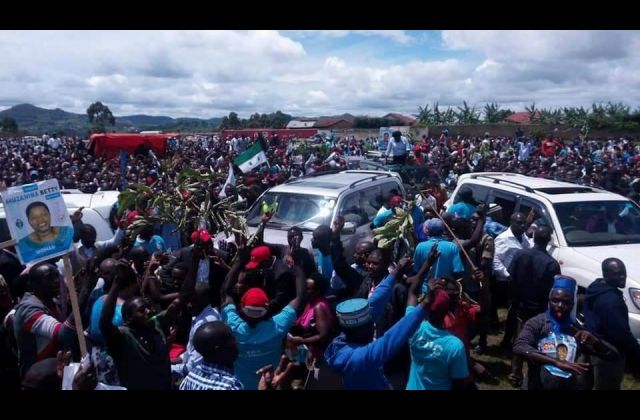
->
xmin=0 ymin=104 xmax=223 ymax=136
xmin=118 ymin=114 xmax=175 ymax=127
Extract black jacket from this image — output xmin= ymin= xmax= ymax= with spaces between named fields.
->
xmin=508 ymin=247 xmax=561 ymax=316
xmin=584 ymin=279 xmax=640 ymax=365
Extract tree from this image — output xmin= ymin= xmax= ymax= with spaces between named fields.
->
xmin=483 ymin=102 xmax=514 ymax=123
xmin=0 ymin=117 xmax=18 ymax=133
xmin=455 ymin=101 xmax=480 ymax=124
xmin=87 ymin=101 xmax=116 ymax=133
xmin=416 ymin=104 xmax=433 ymax=125
xmin=228 ymin=112 xmax=241 ymax=129
xmin=525 ymin=102 xmax=538 ymax=123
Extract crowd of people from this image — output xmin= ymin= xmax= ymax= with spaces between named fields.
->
xmin=1 ymin=127 xmax=640 ymax=390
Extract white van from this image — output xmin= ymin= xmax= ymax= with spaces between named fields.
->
xmin=445 ymin=172 xmax=640 ymax=340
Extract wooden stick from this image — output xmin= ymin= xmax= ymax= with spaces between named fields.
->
xmin=62 ymin=254 xmax=87 ymax=358
xmin=0 ymin=239 xmax=17 ymax=250
xmin=422 ymin=197 xmax=478 ymax=272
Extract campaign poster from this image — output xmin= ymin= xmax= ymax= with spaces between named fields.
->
xmin=1 ymin=179 xmax=73 ymax=265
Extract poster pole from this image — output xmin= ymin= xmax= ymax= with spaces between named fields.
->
xmin=63 ymin=254 xmax=88 ymax=358
xmin=0 ymin=239 xmax=17 ymax=250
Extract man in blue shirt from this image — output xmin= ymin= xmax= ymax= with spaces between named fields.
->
xmin=219 ymin=246 xmax=305 ymax=390
xmin=447 ymin=186 xmax=476 ymax=220
xmin=406 ymin=285 xmax=469 ymax=390
xmin=133 ymin=224 xmax=167 ymax=254
xmin=324 ymin=256 xmax=433 ymax=389
xmin=413 ymin=219 xmax=464 ymax=293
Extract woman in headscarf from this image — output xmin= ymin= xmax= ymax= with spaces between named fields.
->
xmin=513 ymin=276 xmax=618 ymax=390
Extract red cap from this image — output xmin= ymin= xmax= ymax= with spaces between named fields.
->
xmin=391 ymin=196 xmax=403 ymax=206
xmin=190 ymin=227 xmax=212 ymax=244
xmin=245 ymin=245 xmax=272 ymax=270
xmin=429 ymin=289 xmax=450 ymax=318
xmin=240 ymin=288 xmax=270 ymax=318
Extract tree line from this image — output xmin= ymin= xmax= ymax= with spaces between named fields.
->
xmin=415 ymin=101 xmax=640 ymax=133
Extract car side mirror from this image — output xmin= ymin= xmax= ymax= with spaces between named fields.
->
xmin=342 ymin=222 xmax=356 ymax=235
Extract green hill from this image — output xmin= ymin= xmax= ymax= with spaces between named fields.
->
xmin=0 ymin=104 xmax=223 ymax=136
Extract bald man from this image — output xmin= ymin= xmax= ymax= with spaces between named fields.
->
xmin=584 ymin=258 xmax=640 ymax=389
xmin=179 ymin=321 xmax=242 ymax=390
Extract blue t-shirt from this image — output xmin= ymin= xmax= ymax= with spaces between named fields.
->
xmin=133 ymin=235 xmax=167 ymax=254
xmin=17 ymin=225 xmax=73 ymax=263
xmin=447 ymin=202 xmax=476 ymax=220
xmin=413 ymin=239 xmax=464 ymax=293
xmin=221 ymin=304 xmax=297 ymax=390
xmin=89 ymin=295 xmax=124 ymax=346
xmin=373 ymin=208 xmax=393 ymax=228
xmin=405 ymin=306 xmax=468 ymax=390
xmin=314 ymin=249 xmax=346 ymax=291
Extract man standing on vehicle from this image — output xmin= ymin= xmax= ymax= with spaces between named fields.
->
xmin=385 ymin=131 xmax=408 ymax=165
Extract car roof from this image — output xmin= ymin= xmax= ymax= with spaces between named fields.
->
xmin=269 ymin=170 xmax=400 ymax=198
xmin=458 ymin=172 xmax=628 ymax=203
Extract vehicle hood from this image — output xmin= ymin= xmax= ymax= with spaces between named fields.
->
xmin=573 ymin=244 xmax=640 ymax=287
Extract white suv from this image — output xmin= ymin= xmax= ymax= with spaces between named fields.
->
xmin=237 ymin=170 xmax=406 ymax=263
xmin=445 ymin=172 xmax=640 ymax=340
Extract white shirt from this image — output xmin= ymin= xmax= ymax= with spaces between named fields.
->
xmin=492 ymin=227 xmax=533 ymax=280
xmin=48 ymin=136 xmax=61 ymax=150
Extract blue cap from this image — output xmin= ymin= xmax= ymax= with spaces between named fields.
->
xmin=425 ymin=218 xmax=445 ymax=236
xmin=551 ymin=276 xmax=576 ymax=295
xmin=336 ymin=299 xmax=372 ymax=328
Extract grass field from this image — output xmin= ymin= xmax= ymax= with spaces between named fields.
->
xmin=474 ymin=310 xmax=640 ymax=390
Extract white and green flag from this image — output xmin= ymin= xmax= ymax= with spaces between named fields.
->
xmin=234 ymin=141 xmax=268 ymax=173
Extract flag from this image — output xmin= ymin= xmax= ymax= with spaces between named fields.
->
xmin=234 ymin=141 xmax=268 ymax=173
xmin=218 ymin=162 xmax=236 ymax=198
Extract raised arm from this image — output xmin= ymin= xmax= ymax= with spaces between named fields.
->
xmin=286 ymin=261 xmax=307 ymax=313
xmin=369 ymin=257 xmax=413 ymax=322
xmin=329 ymin=216 xmax=363 ymax=298
xmin=458 ymin=207 xmax=486 ymax=251
xmin=356 ymin=290 xmax=433 ymax=367
xmin=220 ymin=246 xmax=250 ymax=307
xmin=406 ymin=245 xmax=440 ymax=308
xmin=100 ymin=260 xmax=131 ymax=345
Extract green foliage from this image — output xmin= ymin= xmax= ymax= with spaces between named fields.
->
xmin=373 ymin=202 xmax=416 ymax=252
xmin=0 ymin=117 xmax=18 ymax=133
xmin=87 ymin=101 xmax=116 ymax=133
xmin=455 ymin=101 xmax=480 ymax=124
xmin=483 ymin=103 xmax=514 ymax=124
xmin=353 ymin=116 xmax=407 ymax=128
xmin=117 ymin=165 xmax=249 ymax=243
xmin=219 ymin=110 xmax=292 ymax=129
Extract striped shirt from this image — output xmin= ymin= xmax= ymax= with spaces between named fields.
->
xmin=179 ymin=362 xmax=243 ymax=390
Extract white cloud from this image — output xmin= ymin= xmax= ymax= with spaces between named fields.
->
xmin=0 ymin=30 xmax=640 ymax=119
xmin=294 ymin=30 xmax=414 ymax=44
xmin=305 ymin=90 xmax=330 ymax=106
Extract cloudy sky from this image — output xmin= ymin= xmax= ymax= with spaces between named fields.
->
xmin=0 ymin=30 xmax=639 ymax=119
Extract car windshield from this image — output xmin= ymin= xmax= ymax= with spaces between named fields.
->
xmin=246 ymin=192 xmax=334 ymax=230
xmin=554 ymin=200 xmax=640 ymax=246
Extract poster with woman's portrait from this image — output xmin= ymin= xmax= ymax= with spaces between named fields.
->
xmin=0 ymin=179 xmax=73 ymax=264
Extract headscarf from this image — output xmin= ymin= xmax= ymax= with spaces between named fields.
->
xmin=546 ymin=276 xmax=576 ymax=333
